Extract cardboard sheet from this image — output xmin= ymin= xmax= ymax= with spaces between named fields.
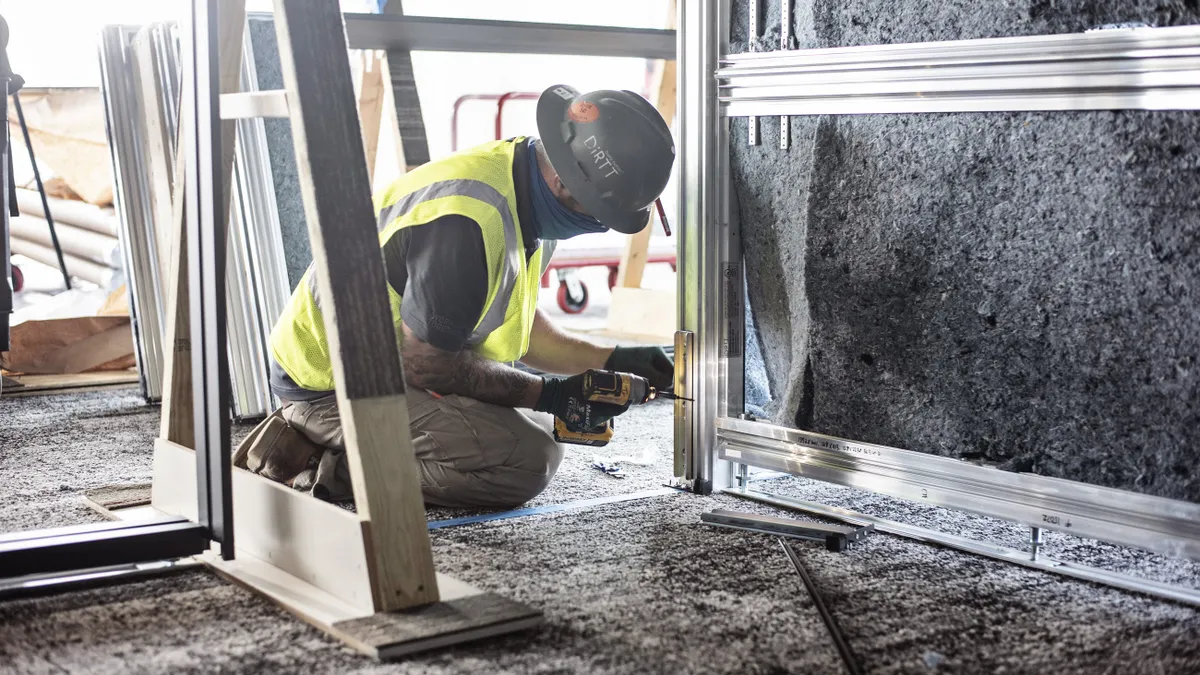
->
xmin=3 ymin=316 xmax=135 ymax=375
xmin=8 ymin=89 xmax=114 ymax=206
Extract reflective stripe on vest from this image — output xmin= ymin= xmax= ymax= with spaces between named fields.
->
xmin=270 ymin=138 xmax=541 ymax=393
xmin=373 ymin=179 xmax=522 ymax=344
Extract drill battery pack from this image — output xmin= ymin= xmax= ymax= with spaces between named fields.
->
xmin=552 ymin=417 xmax=614 ymax=447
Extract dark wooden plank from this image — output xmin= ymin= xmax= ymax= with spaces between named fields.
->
xmin=273 ymin=0 xmax=437 ymax=611
xmin=83 ymin=484 xmax=153 ymax=514
xmin=333 ymin=593 xmax=543 ymax=659
xmin=384 ymin=49 xmax=429 ymax=169
xmin=382 ymin=1 xmax=429 ymax=170
xmin=272 ymin=0 xmax=404 ymax=401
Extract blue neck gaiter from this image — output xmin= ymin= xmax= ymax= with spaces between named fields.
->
xmin=527 ymin=139 xmax=606 ymax=240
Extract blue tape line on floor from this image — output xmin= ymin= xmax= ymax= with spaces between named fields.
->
xmin=426 ymin=487 xmax=679 ymax=530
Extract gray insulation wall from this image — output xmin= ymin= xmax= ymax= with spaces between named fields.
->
xmin=734 ymin=1 xmax=1200 ymax=502
xmin=248 ymin=16 xmax=312 ymax=291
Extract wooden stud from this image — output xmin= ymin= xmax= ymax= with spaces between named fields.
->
xmin=219 ymin=90 xmax=289 ymax=119
xmin=615 ymin=222 xmax=654 ymax=289
xmin=654 ymin=57 xmax=678 ymax=133
xmin=357 ymin=51 xmax=386 ymax=183
xmin=272 ymin=0 xmax=439 ymax=610
xmin=615 ymin=0 xmax=677 ymax=290
xmin=159 ymin=97 xmax=194 ymax=445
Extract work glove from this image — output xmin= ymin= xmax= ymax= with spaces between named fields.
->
xmin=534 ymin=371 xmax=633 ymax=433
xmin=605 ymin=346 xmax=674 ymax=391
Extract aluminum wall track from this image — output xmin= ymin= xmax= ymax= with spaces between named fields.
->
xmin=727 ymin=487 xmax=1200 ymax=608
xmin=718 ymin=25 xmax=1200 ymax=117
xmin=677 ymin=0 xmax=738 ymax=495
xmin=718 ymin=417 xmax=1200 ymax=560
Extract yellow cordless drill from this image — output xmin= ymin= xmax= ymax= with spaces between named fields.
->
xmin=551 ymin=369 xmax=682 ymax=446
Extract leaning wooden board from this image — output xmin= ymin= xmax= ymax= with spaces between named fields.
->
xmin=1 ymin=370 xmax=139 ymax=397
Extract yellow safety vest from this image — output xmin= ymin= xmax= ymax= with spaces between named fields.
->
xmin=269 ymin=138 xmax=547 ymax=393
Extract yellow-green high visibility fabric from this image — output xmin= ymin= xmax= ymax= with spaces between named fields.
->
xmin=269 ymin=138 xmax=545 ymax=393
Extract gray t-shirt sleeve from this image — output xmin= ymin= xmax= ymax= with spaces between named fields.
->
xmin=382 ymin=215 xmax=489 ymax=352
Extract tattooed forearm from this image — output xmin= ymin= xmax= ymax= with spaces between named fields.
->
xmin=400 ymin=322 xmax=541 ymax=408
xmin=520 ymin=309 xmax=613 ymax=375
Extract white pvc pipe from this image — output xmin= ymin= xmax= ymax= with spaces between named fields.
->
xmin=14 ymin=188 xmax=121 ymax=238
xmin=9 ymin=214 xmax=121 ymax=268
xmin=10 ymin=237 xmax=114 ymax=287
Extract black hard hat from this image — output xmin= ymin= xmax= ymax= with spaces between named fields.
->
xmin=536 ymin=85 xmax=675 ymax=234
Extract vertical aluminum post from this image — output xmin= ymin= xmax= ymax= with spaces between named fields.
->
xmin=679 ymin=0 xmax=737 ymax=494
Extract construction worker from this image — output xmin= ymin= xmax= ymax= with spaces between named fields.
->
xmin=239 ymin=85 xmax=676 ymax=508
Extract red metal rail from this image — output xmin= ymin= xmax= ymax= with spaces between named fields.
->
xmin=450 ymin=92 xmax=539 ymax=151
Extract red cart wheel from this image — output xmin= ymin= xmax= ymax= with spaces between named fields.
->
xmin=11 ymin=265 xmax=23 ymax=293
xmin=607 ymin=266 xmax=619 ymax=290
xmin=557 ymin=280 xmax=589 ymax=314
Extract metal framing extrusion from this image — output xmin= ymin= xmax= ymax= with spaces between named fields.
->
xmin=677 ymin=0 xmax=743 ymax=494
xmin=717 ymin=24 xmax=1200 ymax=116
xmin=343 ymin=13 xmax=675 ymax=59
xmin=675 ymin=1 xmax=1200 ymax=603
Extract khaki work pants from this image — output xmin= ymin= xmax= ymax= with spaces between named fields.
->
xmin=280 ymin=389 xmax=564 ymax=508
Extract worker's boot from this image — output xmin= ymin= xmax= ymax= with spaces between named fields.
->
xmin=290 ymin=448 xmax=353 ymax=503
xmin=233 ymin=409 xmax=324 ymax=485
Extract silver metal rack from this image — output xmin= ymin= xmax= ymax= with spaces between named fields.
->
xmin=100 ymin=22 xmax=285 ymax=417
xmin=676 ymin=1 xmax=1200 ymax=605
xmin=100 ymin=25 xmax=167 ymax=401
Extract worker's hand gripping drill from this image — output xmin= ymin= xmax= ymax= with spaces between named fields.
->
xmin=534 ymin=369 xmax=659 ymax=446
xmin=605 ymin=346 xmax=674 ymax=391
